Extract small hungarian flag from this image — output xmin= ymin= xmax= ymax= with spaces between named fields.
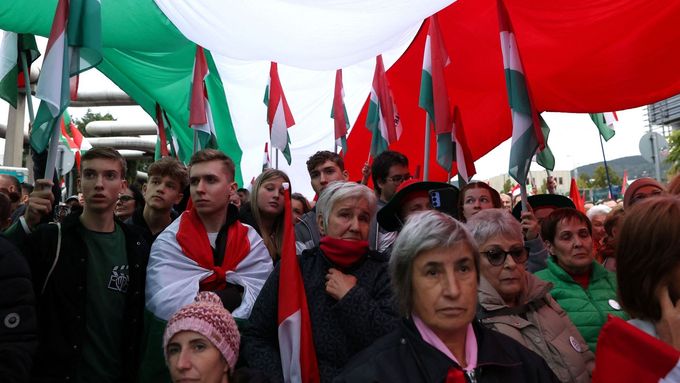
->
xmin=264 ymin=62 xmax=295 ymax=165
xmin=32 ymin=0 xmax=102 ymax=154
xmin=452 ymin=106 xmax=476 ymax=182
xmin=0 ymin=32 xmax=39 ymax=108
xmin=262 ymin=142 xmax=271 ymax=171
xmin=497 ymin=0 xmax=547 ymax=186
xmin=590 ymin=112 xmax=618 ymax=142
xmin=278 ymin=183 xmax=320 ymax=383
xmin=154 ymin=102 xmax=170 ymax=158
xmin=331 ymin=69 xmax=349 ymax=155
xmin=419 ymin=15 xmax=453 ymax=172
xmin=621 ymin=170 xmax=628 ymax=196
xmin=59 ymin=110 xmax=90 ymax=170
xmin=593 ymin=316 xmax=680 ymax=382
xmin=189 ymin=46 xmax=218 ymax=152
xmin=366 ymin=55 xmax=402 ymax=157
xmin=569 ymin=178 xmax=585 ymax=213
xmin=534 ymin=115 xmax=555 ymax=171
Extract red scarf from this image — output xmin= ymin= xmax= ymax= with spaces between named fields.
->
xmin=568 ymin=270 xmax=591 ymax=290
xmin=319 ymin=236 xmax=368 ymax=269
xmin=176 ymin=208 xmax=251 ymax=291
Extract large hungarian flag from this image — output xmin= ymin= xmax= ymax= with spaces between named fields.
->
xmin=593 ymin=316 xmax=680 ymax=382
xmin=278 ymin=183 xmax=320 ymax=383
xmin=419 ymin=15 xmax=453 ymax=172
xmin=189 ymin=46 xmax=218 ymax=152
xmin=590 ymin=112 xmax=618 ymax=141
xmin=264 ymin=62 xmax=295 ymax=165
xmin=0 ymin=32 xmax=39 ymax=108
xmin=331 ymin=69 xmax=349 ymax=155
xmin=498 ymin=0 xmax=549 ymax=186
xmin=366 ymin=54 xmax=402 ymax=157
xmin=452 ymin=106 xmax=476 ymax=181
xmin=31 ymin=0 xmax=102 ymax=154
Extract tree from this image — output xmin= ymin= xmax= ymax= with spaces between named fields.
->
xmin=72 ymin=108 xmax=115 ymax=136
xmin=591 ymin=165 xmax=621 ymax=188
xmin=666 ymin=129 xmax=680 ymax=175
xmin=502 ymin=178 xmax=513 ymax=193
xmin=578 ymin=173 xmax=592 ymax=189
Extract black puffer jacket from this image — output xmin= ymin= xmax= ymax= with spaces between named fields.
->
xmin=0 ymin=235 xmax=37 ymax=383
xmin=335 ymin=318 xmax=560 ymax=383
xmin=7 ymin=213 xmax=149 ymax=383
xmin=242 ymin=247 xmax=399 ymax=383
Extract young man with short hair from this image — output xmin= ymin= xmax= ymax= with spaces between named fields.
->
xmin=369 ymin=150 xmax=410 ymax=252
xmin=141 ymin=149 xmax=272 ymax=381
xmin=6 ymin=147 xmax=149 ymax=382
xmin=125 ymin=156 xmax=188 ymax=244
xmin=294 ymin=150 xmax=349 ymax=252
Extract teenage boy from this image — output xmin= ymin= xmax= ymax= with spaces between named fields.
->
xmin=125 ymin=156 xmax=188 ymax=244
xmin=6 ymin=147 xmax=149 ymax=382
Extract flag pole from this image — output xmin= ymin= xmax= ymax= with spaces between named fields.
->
xmin=598 ymin=134 xmax=614 ymax=199
xmin=20 ymin=51 xmax=35 ymax=123
xmin=520 ymin=183 xmax=529 ymax=213
xmin=275 ymin=148 xmax=279 ymax=169
xmin=423 ymin=114 xmax=430 ymax=181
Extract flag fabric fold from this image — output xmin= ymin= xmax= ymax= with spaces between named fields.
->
xmin=452 ymin=106 xmax=476 ymax=182
xmin=366 ymin=55 xmax=402 ymax=157
xmin=155 ymin=102 xmax=170 ymax=158
xmin=331 ymin=69 xmax=349 ymax=155
xmin=419 ymin=15 xmax=453 ymax=172
xmin=278 ymin=183 xmax=320 ymax=383
xmin=590 ymin=112 xmax=617 ymax=141
xmin=31 ymin=0 xmax=102 ymax=155
xmin=535 ymin=115 xmax=555 ymax=171
xmin=0 ymin=32 xmax=39 ymax=108
xmin=189 ymin=46 xmax=218 ymax=152
xmin=498 ymin=0 xmax=547 ymax=185
xmin=264 ymin=62 xmax=295 ymax=165
xmin=621 ymin=170 xmax=628 ymax=196
xmin=592 ymin=316 xmax=680 ymax=383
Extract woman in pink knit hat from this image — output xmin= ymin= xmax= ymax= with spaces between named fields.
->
xmin=163 ymin=292 xmax=240 ymax=383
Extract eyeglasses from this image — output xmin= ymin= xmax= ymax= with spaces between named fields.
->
xmin=118 ymin=195 xmax=135 ymax=203
xmin=387 ymin=174 xmax=412 ymax=184
xmin=480 ymin=247 xmax=529 ymax=266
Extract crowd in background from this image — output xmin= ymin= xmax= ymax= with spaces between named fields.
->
xmin=0 ymin=147 xmax=679 ymax=383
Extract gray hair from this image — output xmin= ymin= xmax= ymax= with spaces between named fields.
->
xmin=316 ymin=181 xmax=376 ymax=232
xmin=465 ymin=208 xmax=522 ymax=246
xmin=586 ymin=204 xmax=612 ymax=220
xmin=390 ymin=210 xmax=479 ymax=316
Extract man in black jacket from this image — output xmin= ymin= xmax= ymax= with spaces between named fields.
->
xmin=5 ymin=147 xmax=149 ymax=382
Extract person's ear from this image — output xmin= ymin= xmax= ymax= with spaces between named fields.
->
xmin=317 ymin=214 xmax=325 ymax=235
xmin=174 ymin=193 xmax=184 ymax=205
xmin=342 ymin=170 xmax=349 ymax=181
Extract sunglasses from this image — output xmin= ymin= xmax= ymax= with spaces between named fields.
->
xmin=480 ymin=247 xmax=529 ymax=266
xmin=118 ymin=195 xmax=135 ymax=203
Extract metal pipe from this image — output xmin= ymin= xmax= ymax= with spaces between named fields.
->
xmin=85 ymin=121 xmax=158 ymax=136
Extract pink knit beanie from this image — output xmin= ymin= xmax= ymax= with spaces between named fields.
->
xmin=163 ymin=292 xmax=240 ymax=371
xmin=623 ymin=177 xmax=664 ymax=208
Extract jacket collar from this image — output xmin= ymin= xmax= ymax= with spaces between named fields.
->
xmin=478 ymin=273 xmax=552 ymax=311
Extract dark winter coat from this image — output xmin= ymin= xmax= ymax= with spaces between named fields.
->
xmin=0 ymin=235 xmax=38 ymax=383
xmin=6 ymin=213 xmax=149 ymax=383
xmin=334 ymin=318 xmax=560 ymax=383
xmin=242 ymin=247 xmax=399 ymax=383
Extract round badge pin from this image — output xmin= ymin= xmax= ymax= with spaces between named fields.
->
xmin=3 ymin=313 xmax=20 ymax=329
xmin=608 ymin=299 xmax=621 ymax=310
xmin=569 ymin=336 xmax=582 ymax=352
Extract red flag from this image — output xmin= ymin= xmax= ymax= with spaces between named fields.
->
xmin=332 ymin=69 xmax=349 ymax=154
xmin=592 ymin=316 xmax=680 ymax=382
xmin=570 ymin=178 xmax=585 ymax=213
xmin=277 ymin=183 xmax=320 ymax=382
xmin=452 ymin=106 xmax=476 ymax=182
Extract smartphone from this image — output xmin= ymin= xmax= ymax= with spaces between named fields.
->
xmin=430 ymin=187 xmax=459 ymax=219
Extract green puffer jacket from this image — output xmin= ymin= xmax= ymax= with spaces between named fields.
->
xmin=535 ymin=258 xmax=628 ymax=351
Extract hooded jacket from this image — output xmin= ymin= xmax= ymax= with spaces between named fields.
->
xmin=477 ymin=273 xmax=594 ymax=382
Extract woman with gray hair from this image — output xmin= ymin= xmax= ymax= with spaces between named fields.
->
xmin=467 ymin=209 xmax=594 ymax=382
xmin=243 ymin=181 xmax=398 ymax=382
xmin=336 ymin=210 xmax=558 ymax=382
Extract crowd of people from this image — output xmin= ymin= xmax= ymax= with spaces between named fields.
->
xmin=0 ymin=147 xmax=679 ymax=383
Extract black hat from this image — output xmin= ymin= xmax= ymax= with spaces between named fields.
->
xmin=378 ymin=179 xmax=459 ymax=232
xmin=512 ymin=194 xmax=576 ymax=220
